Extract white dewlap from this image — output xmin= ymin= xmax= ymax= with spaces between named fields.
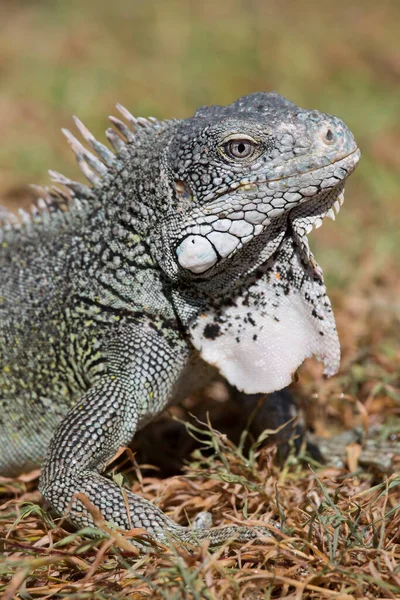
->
xmin=188 ymin=236 xmax=340 ymax=394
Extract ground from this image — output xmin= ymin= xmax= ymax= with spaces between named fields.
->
xmin=0 ymin=1 xmax=400 ymax=598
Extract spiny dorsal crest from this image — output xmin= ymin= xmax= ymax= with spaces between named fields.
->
xmin=60 ymin=104 xmax=170 ymax=188
xmin=0 ymin=105 xmax=172 ymax=231
xmin=0 ymin=206 xmax=19 ymax=230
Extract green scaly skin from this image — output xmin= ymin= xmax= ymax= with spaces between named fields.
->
xmin=0 ymin=93 xmax=360 ymax=547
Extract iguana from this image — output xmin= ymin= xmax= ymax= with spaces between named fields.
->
xmin=0 ymin=92 xmax=360 ymax=547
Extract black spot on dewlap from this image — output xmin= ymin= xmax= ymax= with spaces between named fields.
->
xmin=203 ymin=323 xmax=221 ymax=340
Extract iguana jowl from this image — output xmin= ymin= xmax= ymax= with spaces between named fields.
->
xmin=0 ymin=93 xmax=360 ymax=546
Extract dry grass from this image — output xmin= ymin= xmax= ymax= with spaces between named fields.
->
xmin=1 ymin=419 xmax=400 ymax=598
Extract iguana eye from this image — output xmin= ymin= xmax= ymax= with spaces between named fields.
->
xmin=221 ymin=135 xmax=257 ymax=161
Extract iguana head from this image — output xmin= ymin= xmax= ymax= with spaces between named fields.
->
xmin=154 ymin=93 xmax=360 ymax=393
xmin=155 ymin=92 xmax=360 ymax=286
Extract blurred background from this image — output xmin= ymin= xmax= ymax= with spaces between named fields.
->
xmin=1 ymin=0 xmax=399 ymax=364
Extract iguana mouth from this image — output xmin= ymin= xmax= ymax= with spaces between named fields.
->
xmin=202 ymin=147 xmax=360 ymax=205
xmin=236 ymin=146 xmax=360 ymax=187
xmin=175 ymin=148 xmax=360 ymax=275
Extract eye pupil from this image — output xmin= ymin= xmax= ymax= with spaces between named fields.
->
xmin=224 ymin=137 xmax=256 ymax=160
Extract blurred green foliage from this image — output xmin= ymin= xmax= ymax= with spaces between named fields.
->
xmin=0 ymin=0 xmax=399 ymax=286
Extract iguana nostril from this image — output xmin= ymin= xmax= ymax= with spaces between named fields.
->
xmin=324 ymin=128 xmax=335 ymax=144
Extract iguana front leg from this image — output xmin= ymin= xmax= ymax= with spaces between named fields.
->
xmin=40 ymin=376 xmax=186 ymax=543
xmin=39 ymin=320 xmax=266 ymax=547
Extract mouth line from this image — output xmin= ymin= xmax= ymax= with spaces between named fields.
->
xmin=246 ymin=146 xmax=360 ymax=185
xmin=207 ymin=147 xmax=360 ymax=204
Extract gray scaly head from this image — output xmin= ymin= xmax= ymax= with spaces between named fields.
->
xmin=149 ymin=92 xmax=361 ymax=393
